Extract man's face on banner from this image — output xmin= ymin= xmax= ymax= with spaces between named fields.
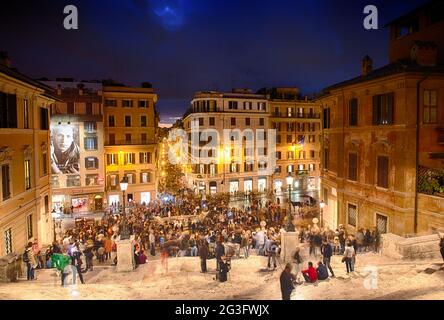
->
xmin=55 ymin=125 xmax=74 ymax=152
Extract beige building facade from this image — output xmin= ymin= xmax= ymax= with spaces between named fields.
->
xmin=0 ymin=62 xmax=55 ymax=256
xmin=103 ymin=86 xmax=158 ymax=206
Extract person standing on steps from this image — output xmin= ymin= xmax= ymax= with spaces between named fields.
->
xmin=198 ymin=240 xmax=208 ymax=273
xmin=321 ymin=239 xmax=335 ymax=277
xmin=280 ymin=263 xmax=296 ymax=300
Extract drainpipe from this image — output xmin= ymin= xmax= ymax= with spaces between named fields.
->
xmin=414 ymin=74 xmax=429 ymax=234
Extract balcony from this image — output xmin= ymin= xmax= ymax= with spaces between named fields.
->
xmin=105 ymin=139 xmax=151 ymax=146
xmin=272 ymin=112 xmax=320 ymax=119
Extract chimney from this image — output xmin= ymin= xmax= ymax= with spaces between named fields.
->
xmin=361 ymin=55 xmax=373 ymax=76
xmin=0 ymin=51 xmax=11 ymax=67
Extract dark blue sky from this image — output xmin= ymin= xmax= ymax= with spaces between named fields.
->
xmin=0 ymin=0 xmax=429 ymax=123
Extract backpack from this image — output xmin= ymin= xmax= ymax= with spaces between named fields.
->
xmin=22 ymin=250 xmax=29 ymax=263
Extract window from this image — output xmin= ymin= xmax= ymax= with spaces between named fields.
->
xmin=276 ymin=151 xmax=282 ymax=160
xmin=259 ymin=118 xmax=264 ymax=126
xmin=348 ymin=153 xmax=358 ymax=181
xmin=373 ymin=93 xmax=394 ymax=125
xmin=84 ymin=121 xmax=97 ymax=133
xmin=0 ymin=93 xmax=17 ymax=128
xmin=107 ymin=154 xmax=118 ymax=165
xmin=287 ymin=135 xmax=293 ymax=143
xmin=109 ymin=174 xmax=118 ymax=187
xmin=4 ymin=228 xmax=12 ymax=255
xmin=105 ymin=99 xmax=117 ymax=107
xmin=228 ymin=101 xmax=238 ymax=110
xmin=26 ymin=214 xmax=33 ymax=240
xmin=324 ymin=148 xmax=329 ymax=170
xmin=287 ymin=151 xmax=294 ymax=160
xmin=86 ymin=103 xmax=93 ymax=115
xmin=24 ymin=160 xmax=31 ymax=190
xmin=244 ymin=162 xmax=254 ymax=172
xmin=287 ymin=107 xmax=293 ymax=117
xmin=140 ymin=172 xmax=151 ymax=183
xmin=309 ymin=163 xmax=315 ymax=171
xmin=2 ymin=164 xmax=11 ymax=200
xmin=67 ymin=175 xmax=80 ymax=187
xmin=139 ymin=152 xmax=152 ymax=164
xmin=108 ymin=115 xmax=115 ymax=127
xmin=24 ymin=99 xmax=29 ymax=129
xmin=276 ymin=135 xmax=281 ymax=144
xmin=199 ymin=118 xmax=204 ymax=126
xmin=209 ymin=117 xmax=215 ymax=126
xmin=84 ymin=137 xmax=98 ymax=150
xmin=125 ymin=116 xmax=131 ymax=127
xmin=245 ymin=118 xmax=250 ymax=126
xmin=230 ymin=163 xmax=239 ymax=173
xmin=40 ymin=107 xmax=49 ymax=130
xmin=141 ymin=133 xmax=147 ymax=143
xmin=122 ymin=100 xmax=133 ymax=108
xmin=396 ymin=19 xmax=419 ymax=38
xmin=86 ymin=174 xmax=98 ymax=186
xmin=323 ymin=108 xmax=330 ymax=129
xmin=287 ymin=165 xmax=294 ymax=173
xmin=310 ymin=150 xmax=315 ymax=158
xmin=349 ymin=98 xmax=358 ymax=126
xmin=124 ymin=153 xmax=135 ymax=165
xmin=323 ymin=188 xmax=328 ymax=205
xmin=298 ymin=150 xmax=305 ymax=159
xmin=44 ymin=195 xmax=49 ymax=213
xmin=141 ymin=116 xmax=147 ymax=127
xmin=347 ymin=203 xmax=357 ymax=227
xmin=126 ymin=173 xmax=135 ymax=184
xmin=423 ymin=90 xmax=437 ymax=124
xmin=376 ymin=214 xmax=388 ymax=234
xmin=139 ymin=100 xmax=148 ymax=108
xmin=85 ymin=157 xmax=99 ymax=169
xmin=231 ymin=118 xmax=236 ymax=126
xmin=243 ymin=101 xmax=252 ymax=110
xmin=125 ymin=134 xmax=132 ymax=143
xmin=258 ymin=102 xmax=266 ymax=111
xmin=210 ymin=164 xmax=216 ymax=175
xmin=42 ymin=151 xmax=47 ymax=175
xmin=109 ymin=134 xmax=115 ymax=145
xmin=67 ymin=102 xmax=74 ymax=114
xmin=377 ymin=156 xmax=389 ymax=188
xmin=298 ymin=164 xmax=305 ymax=171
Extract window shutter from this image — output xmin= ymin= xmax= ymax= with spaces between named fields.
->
xmin=372 ymin=95 xmax=379 ymax=125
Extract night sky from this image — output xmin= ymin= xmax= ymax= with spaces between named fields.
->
xmin=0 ymin=0 xmax=429 ymax=123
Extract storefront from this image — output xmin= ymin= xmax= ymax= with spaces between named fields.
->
xmin=244 ymin=179 xmax=253 ymax=193
xmin=140 ymin=192 xmax=151 ymax=205
xmin=258 ymin=177 xmax=267 ymax=193
xmin=230 ymin=180 xmax=239 ymax=194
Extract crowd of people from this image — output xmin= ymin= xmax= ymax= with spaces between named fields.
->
xmin=21 ymin=192 xmax=444 ymax=295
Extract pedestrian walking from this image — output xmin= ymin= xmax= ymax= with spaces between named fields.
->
xmin=343 ymin=241 xmax=355 ymax=274
xmin=23 ymin=242 xmax=37 ymax=280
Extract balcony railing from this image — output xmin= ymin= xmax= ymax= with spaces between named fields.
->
xmin=105 ymin=139 xmax=151 ymax=146
xmin=272 ymin=112 xmax=320 ymax=119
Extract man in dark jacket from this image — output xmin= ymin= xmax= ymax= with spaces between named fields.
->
xmin=280 ymin=263 xmax=296 ymax=300
xmin=215 ymin=241 xmax=225 ymax=273
xmin=316 ymin=262 xmax=329 ymax=280
xmin=198 ymin=240 xmax=208 ymax=273
xmin=321 ymin=239 xmax=335 ymax=277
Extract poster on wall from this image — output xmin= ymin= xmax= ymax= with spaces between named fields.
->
xmin=50 ymin=123 xmax=80 ymax=174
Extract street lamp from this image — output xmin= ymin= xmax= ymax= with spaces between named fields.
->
xmin=120 ymin=176 xmax=128 ymax=215
xmin=286 ymin=173 xmax=294 ymax=213
xmin=320 ymin=200 xmax=325 ymax=228
xmin=285 ymin=173 xmax=295 ymax=232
